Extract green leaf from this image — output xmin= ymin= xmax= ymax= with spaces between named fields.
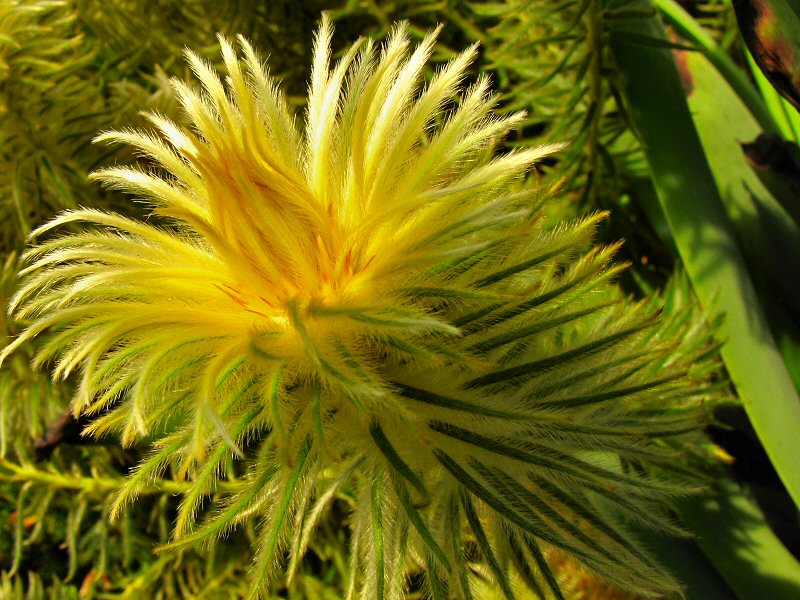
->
xmin=609 ymin=29 xmax=700 ymax=51
xmin=639 ymin=533 xmax=737 ymax=600
xmin=249 ymin=437 xmax=313 ymax=596
xmin=431 ymin=421 xmax=688 ymax=538
xmin=535 ymin=479 xmax=660 ymax=569
xmin=467 ymin=303 xmax=611 ymax=353
xmin=464 ymin=319 xmax=655 ymax=389
xmin=746 ymin=49 xmax=800 ymax=143
xmin=158 ymin=447 xmax=280 ymax=552
xmin=111 ymin=434 xmax=185 ymax=519
xmin=473 ymin=244 xmax=577 ymax=288
xmin=448 ymin=495 xmax=473 ymax=600
xmin=369 ymin=421 xmax=429 ymax=504
xmin=425 ymin=552 xmax=448 ymax=600
xmin=392 ymin=478 xmax=450 ymax=570
xmin=678 ymin=473 xmax=800 ymax=600
xmin=506 ymin=530 xmax=547 ymax=599
xmin=9 ymin=483 xmax=30 ymax=576
xmin=397 ymin=383 xmax=529 ymax=419
xmin=65 ymin=496 xmax=87 ymax=582
xmin=174 ymin=402 xmax=263 ymax=536
xmin=678 ymin=45 xmax=800 ymax=323
xmin=521 ymin=534 xmax=566 ymax=600
xmin=462 ymin=493 xmax=516 ymax=600
xmin=372 ymin=469 xmax=385 ymax=600
xmin=654 ymin=0 xmax=783 ymax=135
xmin=536 ymin=374 xmax=685 ymax=409
xmin=434 ymin=450 xmax=596 ymax=568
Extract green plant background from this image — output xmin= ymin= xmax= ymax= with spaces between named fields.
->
xmin=1 ymin=0 xmax=799 ymax=598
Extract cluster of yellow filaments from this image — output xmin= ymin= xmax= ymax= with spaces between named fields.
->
xmin=1 ymin=15 xmax=563 ymax=462
xmin=0 ymin=15 xmax=718 ymax=600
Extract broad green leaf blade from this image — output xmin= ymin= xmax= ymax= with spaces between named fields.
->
xmin=679 ymin=45 xmax=800 ymax=323
xmin=608 ymin=0 xmax=800 ymax=511
xmin=654 ymin=0 xmax=782 ymax=135
xmin=676 ymin=45 xmax=800 ymax=389
xmin=678 ymin=473 xmax=800 ymax=600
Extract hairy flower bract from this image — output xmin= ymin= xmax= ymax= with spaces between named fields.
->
xmin=2 ymin=17 xmax=719 ymax=599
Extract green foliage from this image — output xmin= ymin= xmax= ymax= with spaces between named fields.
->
xmin=0 ymin=253 xmax=70 ymax=455
xmin=0 ymin=0 xmax=96 ymax=245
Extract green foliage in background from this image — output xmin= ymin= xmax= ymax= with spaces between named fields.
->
xmin=0 ymin=0 xmax=799 ymax=599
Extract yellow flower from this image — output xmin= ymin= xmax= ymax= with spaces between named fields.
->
xmin=2 ymin=16 xmax=716 ymax=599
